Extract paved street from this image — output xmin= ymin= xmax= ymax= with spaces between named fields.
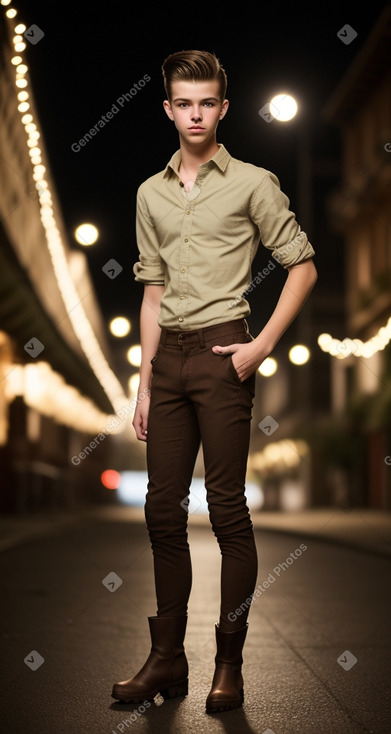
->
xmin=1 ymin=507 xmax=391 ymax=734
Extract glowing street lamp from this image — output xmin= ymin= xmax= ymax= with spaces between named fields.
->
xmin=269 ymin=93 xmax=298 ymax=122
xmin=264 ymin=91 xmax=312 ymax=419
xmin=74 ymin=223 xmax=99 ymax=246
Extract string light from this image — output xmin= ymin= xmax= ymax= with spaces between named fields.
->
xmin=2 ymin=4 xmax=130 ymax=426
xmin=318 ymin=315 xmax=391 ymax=359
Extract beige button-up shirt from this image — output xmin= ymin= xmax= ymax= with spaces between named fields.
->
xmin=133 ymin=144 xmax=315 ymax=330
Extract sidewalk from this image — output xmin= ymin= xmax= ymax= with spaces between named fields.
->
xmin=251 ymin=506 xmax=391 ymax=558
xmin=0 ymin=504 xmax=390 ymax=557
xmin=3 ymin=503 xmax=390 ymax=734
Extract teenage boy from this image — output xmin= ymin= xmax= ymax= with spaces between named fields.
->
xmin=112 ymin=49 xmax=317 ymax=714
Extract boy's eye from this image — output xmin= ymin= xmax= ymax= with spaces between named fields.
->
xmin=177 ymin=102 xmax=215 ymax=108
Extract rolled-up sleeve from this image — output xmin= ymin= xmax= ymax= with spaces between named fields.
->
xmin=133 ymin=187 xmax=165 ymax=285
xmin=250 ymin=171 xmax=315 ymax=268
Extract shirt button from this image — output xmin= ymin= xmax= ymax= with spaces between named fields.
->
xmin=184 ymin=238 xmax=189 ymax=242
xmin=185 ymin=210 xmax=191 ymax=215
xmin=178 ymin=316 xmax=184 ymax=322
xmin=180 ymin=267 xmax=186 ymax=273
xmin=179 ymin=295 xmax=185 ymax=299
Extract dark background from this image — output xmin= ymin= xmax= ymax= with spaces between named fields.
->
xmin=11 ymin=1 xmax=391 ymax=360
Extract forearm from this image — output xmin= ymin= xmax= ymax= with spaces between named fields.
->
xmin=138 ymin=285 xmax=165 ymax=392
xmin=253 ymin=259 xmax=318 ymax=354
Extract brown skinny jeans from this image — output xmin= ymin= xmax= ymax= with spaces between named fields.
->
xmin=145 ymin=318 xmax=258 ymax=632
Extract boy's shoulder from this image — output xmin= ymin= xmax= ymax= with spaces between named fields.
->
xmin=228 ymin=153 xmax=279 ymax=186
xmin=137 ymin=168 xmax=167 ymax=192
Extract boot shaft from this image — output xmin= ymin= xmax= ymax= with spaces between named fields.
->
xmin=214 ymin=623 xmax=248 ymax=667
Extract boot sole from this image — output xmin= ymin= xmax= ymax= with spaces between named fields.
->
xmin=111 ymin=677 xmax=188 ymax=704
xmin=206 ymin=689 xmax=244 ymax=714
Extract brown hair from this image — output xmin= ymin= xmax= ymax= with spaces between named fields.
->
xmin=161 ymin=50 xmax=227 ymax=103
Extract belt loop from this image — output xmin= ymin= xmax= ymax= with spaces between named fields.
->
xmin=160 ymin=328 xmax=167 ymax=346
xmin=197 ymin=328 xmax=205 ymax=348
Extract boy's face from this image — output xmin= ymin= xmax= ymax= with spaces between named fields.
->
xmin=163 ymin=80 xmax=229 ymax=147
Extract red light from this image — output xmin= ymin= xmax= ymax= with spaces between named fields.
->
xmin=101 ymin=470 xmax=121 ymax=490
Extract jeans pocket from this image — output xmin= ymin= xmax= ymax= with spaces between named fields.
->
xmin=228 ymin=354 xmax=243 ymax=385
xmin=229 ymin=349 xmax=256 ymax=396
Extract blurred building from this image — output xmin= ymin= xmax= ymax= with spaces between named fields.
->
xmin=321 ymin=4 xmax=391 ymax=508
xmin=242 ymin=98 xmax=345 ymax=513
xmin=243 ymin=7 xmax=391 ymax=513
xmin=0 ymin=12 xmax=143 ymax=513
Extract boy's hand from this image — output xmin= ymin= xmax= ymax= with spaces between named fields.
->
xmin=212 ymin=340 xmax=269 ymax=382
xmin=132 ymin=393 xmax=151 ymax=441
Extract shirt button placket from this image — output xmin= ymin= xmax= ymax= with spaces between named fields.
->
xmin=178 ymin=205 xmax=193 ymax=326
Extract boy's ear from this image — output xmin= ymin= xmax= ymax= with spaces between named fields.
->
xmin=163 ymin=100 xmax=175 ymax=121
xmin=219 ymin=99 xmax=229 ymax=120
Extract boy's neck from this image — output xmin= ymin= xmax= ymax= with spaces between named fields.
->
xmin=178 ymin=138 xmax=219 ymax=175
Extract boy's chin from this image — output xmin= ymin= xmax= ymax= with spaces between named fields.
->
xmin=181 ymin=131 xmax=214 ymax=144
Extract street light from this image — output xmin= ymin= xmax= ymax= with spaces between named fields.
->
xmin=74 ymin=223 xmax=99 ymax=246
xmin=269 ymin=93 xmax=298 ymax=122
xmin=264 ymin=93 xmax=312 ymax=419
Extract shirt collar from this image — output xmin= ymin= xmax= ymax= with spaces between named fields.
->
xmin=163 ymin=143 xmax=231 ymax=178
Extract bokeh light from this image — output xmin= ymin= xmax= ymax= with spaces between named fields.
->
xmin=109 ymin=317 xmax=131 ymax=337
xmin=270 ymin=93 xmax=298 ymax=121
xmin=258 ymin=356 xmax=278 ymax=376
xmin=74 ymin=223 xmax=99 ymax=246
xmin=289 ymin=344 xmax=310 ymax=365
xmin=101 ymin=470 xmax=121 ymax=490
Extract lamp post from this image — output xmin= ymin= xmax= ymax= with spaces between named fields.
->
xmin=268 ymin=93 xmax=312 ymax=234
xmin=266 ymin=93 xmax=313 ymax=419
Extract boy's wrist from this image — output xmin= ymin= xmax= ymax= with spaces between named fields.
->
xmin=138 ymin=391 xmax=151 ymax=401
xmin=252 ymin=332 xmax=277 ymax=358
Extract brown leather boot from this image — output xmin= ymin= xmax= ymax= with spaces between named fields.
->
xmin=112 ymin=615 xmax=188 ymax=704
xmin=205 ymin=623 xmax=248 ymax=713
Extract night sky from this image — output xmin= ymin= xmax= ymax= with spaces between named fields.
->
xmin=7 ymin=1 xmax=390 ymax=370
